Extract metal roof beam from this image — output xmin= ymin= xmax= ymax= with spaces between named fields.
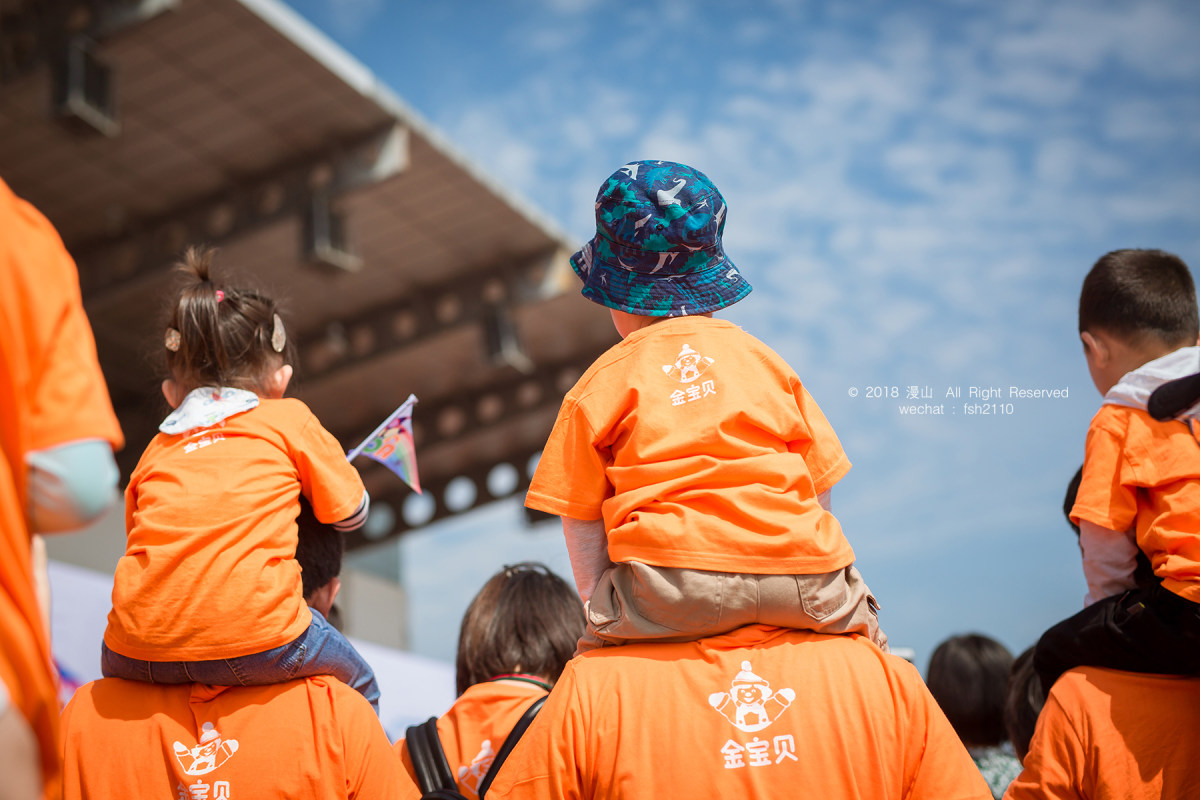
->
xmin=76 ymin=123 xmax=409 ymax=299
xmin=296 ymin=246 xmax=565 ymax=381
xmin=1 ymin=0 xmax=179 ymax=83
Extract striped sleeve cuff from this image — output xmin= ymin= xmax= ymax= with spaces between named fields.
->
xmin=333 ymin=492 xmax=370 ymax=532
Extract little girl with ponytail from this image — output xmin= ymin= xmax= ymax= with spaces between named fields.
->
xmin=101 ymin=247 xmax=379 ymax=710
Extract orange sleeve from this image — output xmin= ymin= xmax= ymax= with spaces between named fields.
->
xmin=789 ymin=381 xmax=850 ymax=495
xmin=525 ymin=396 xmax=611 ymax=520
xmin=291 ymin=404 xmax=367 ymax=524
xmin=1001 ymin=689 xmax=1088 ymax=800
xmin=1071 ymin=410 xmax=1137 ymax=533
xmin=14 ymin=192 xmax=122 ymax=454
xmin=900 ymin=662 xmax=995 ymax=799
xmin=337 ymin=685 xmax=405 ymax=799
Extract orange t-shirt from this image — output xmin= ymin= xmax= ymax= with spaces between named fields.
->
xmin=489 ymin=626 xmax=991 ymax=800
xmin=1071 ymin=403 xmax=1200 ymax=602
xmin=60 ymin=676 xmax=402 ymax=799
xmin=395 ymin=680 xmax=549 ymax=799
xmin=105 ymin=398 xmax=364 ymax=660
xmin=526 ymin=317 xmax=853 ymax=574
xmin=0 ymin=176 xmax=123 ymax=792
xmin=1003 ymin=667 xmax=1200 ymax=800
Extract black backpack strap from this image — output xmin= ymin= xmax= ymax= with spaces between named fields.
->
xmin=477 ymin=695 xmax=548 ymax=800
xmin=405 ymin=716 xmax=460 ymax=798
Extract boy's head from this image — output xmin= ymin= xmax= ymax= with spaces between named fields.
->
xmin=295 ymin=496 xmax=345 ymax=618
xmin=570 ymin=160 xmax=751 ymax=321
xmin=1078 ymin=249 xmax=1198 ymax=394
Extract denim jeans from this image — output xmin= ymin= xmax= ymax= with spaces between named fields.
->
xmin=101 ymin=608 xmax=380 ymax=713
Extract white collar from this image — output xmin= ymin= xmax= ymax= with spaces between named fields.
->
xmin=1104 ymin=346 xmax=1200 ymax=419
xmin=159 ymin=386 xmax=260 ymax=435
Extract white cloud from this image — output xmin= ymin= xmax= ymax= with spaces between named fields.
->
xmin=534 ymin=0 xmax=602 ymax=13
xmin=991 ymin=1 xmax=1200 ymax=80
xmin=321 ymin=0 xmax=383 ymax=37
xmin=1034 ymin=137 xmax=1131 ymax=187
xmin=1104 ymin=100 xmax=1177 ymax=143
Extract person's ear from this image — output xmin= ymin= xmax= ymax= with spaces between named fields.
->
xmin=1080 ymin=331 xmax=1108 ymax=366
xmin=161 ymin=379 xmax=184 ymax=409
xmin=264 ymin=364 xmax=293 ymax=399
xmin=308 ymin=576 xmax=340 ymax=618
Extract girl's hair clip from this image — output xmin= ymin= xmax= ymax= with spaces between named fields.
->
xmin=165 ymin=328 xmax=181 ymax=352
xmin=215 ymin=289 xmax=225 ymax=303
xmin=271 ymin=314 xmax=286 ymax=353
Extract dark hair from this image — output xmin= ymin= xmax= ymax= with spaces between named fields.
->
xmin=1004 ymin=647 xmax=1044 ymax=763
xmin=455 ymin=562 xmax=585 ymax=697
xmin=925 ymin=633 xmax=1014 ymax=747
xmin=163 ymin=246 xmax=294 ymax=394
xmin=294 ymin=496 xmax=344 ymax=599
xmin=1078 ymin=249 xmax=1198 ymax=347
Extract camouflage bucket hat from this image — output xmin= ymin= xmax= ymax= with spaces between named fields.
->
xmin=569 ymin=160 xmax=752 ymax=317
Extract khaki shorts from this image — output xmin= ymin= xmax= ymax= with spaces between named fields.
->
xmin=580 ymin=562 xmax=886 ymax=654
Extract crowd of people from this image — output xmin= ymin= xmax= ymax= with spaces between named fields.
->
xmin=1 ymin=158 xmax=1197 ymax=799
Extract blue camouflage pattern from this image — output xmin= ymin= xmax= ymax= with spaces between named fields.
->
xmin=569 ymin=160 xmax=752 ymax=317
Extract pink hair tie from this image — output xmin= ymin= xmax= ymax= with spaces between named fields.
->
xmin=215 ymin=290 xmax=224 ymax=303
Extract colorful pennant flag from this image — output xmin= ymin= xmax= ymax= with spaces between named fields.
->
xmin=347 ymin=394 xmax=421 ymax=493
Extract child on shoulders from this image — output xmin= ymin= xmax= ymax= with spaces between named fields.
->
xmin=526 ymin=160 xmax=886 ymax=653
xmin=102 ymin=248 xmax=379 ymax=709
xmin=1035 ymin=248 xmax=1200 ymax=690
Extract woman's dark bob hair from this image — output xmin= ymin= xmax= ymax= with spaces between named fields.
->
xmin=925 ymin=633 xmax=1014 ymax=747
xmin=455 ymin=562 xmax=585 ymax=697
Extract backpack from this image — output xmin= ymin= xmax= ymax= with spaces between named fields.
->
xmin=405 ymin=695 xmax=546 ymax=800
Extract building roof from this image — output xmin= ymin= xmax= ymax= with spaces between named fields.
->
xmin=0 ymin=0 xmax=614 ymax=545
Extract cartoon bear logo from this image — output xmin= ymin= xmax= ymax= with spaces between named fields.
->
xmin=708 ymin=661 xmax=795 ymax=733
xmin=173 ymin=722 xmax=238 ymax=776
xmin=663 ymin=344 xmax=715 ymax=384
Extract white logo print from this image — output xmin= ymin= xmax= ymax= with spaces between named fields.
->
xmin=708 ymin=661 xmax=796 ymax=733
xmin=657 ymin=178 xmax=686 ymax=206
xmin=456 ymin=740 xmax=496 ymax=798
xmin=173 ymin=722 xmax=239 ymax=776
xmin=663 ymin=344 xmax=714 ymax=384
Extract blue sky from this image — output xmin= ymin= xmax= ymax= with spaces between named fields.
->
xmin=280 ymin=0 xmax=1200 ymax=669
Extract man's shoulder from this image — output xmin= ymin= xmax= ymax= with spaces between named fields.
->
xmin=1060 ymin=666 xmax=1200 ymax=699
xmin=572 ymin=627 xmax=907 ymax=682
xmin=66 ymin=676 xmax=367 ymax=719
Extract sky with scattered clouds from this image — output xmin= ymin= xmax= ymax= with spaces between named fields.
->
xmin=281 ymin=0 xmax=1200 ymax=669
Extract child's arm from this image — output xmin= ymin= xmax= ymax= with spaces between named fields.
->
xmin=1078 ymin=519 xmax=1138 ymax=606
xmin=562 ymin=517 xmax=611 ymax=603
xmin=24 ymin=438 xmax=119 ymax=533
xmin=293 ymin=408 xmax=370 ymax=530
xmin=332 ymin=492 xmax=369 ymax=532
